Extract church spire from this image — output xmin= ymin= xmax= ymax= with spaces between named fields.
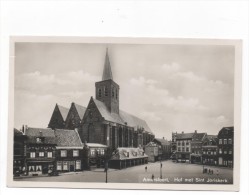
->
xmin=102 ymin=48 xmax=113 ymax=81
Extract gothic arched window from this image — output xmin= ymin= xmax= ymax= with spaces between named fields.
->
xmin=112 ymin=87 xmax=114 ymax=98
xmin=115 ymin=89 xmax=118 ymax=99
xmin=98 ymin=88 xmax=102 ymax=98
xmin=104 ymin=87 xmax=108 ymax=96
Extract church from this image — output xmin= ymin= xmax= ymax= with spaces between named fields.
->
xmin=48 ymin=49 xmax=155 ymax=150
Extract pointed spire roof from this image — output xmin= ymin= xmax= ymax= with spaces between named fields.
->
xmin=102 ymin=48 xmax=113 ymax=81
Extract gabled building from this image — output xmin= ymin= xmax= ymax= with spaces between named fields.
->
xmin=48 ymin=104 xmax=69 ymax=129
xmin=217 ymin=127 xmax=234 ymax=167
xmin=24 ymin=127 xmax=57 ymax=176
xmin=202 ymin=135 xmax=218 ymax=166
xmin=153 ymin=138 xmax=171 ymax=160
xmin=79 ymin=49 xmax=154 ymax=150
xmin=144 ymin=142 xmax=159 ymax=162
xmin=190 ymin=131 xmax=206 ymax=164
xmin=65 ymin=102 xmax=86 ymax=130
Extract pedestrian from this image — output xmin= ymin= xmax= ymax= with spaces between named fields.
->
xmin=216 ymin=169 xmax=219 ymax=176
xmin=145 ymin=166 xmax=147 ymax=172
xmin=152 ymin=174 xmax=154 ymax=180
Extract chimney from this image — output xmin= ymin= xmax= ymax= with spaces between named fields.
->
xmin=163 ymin=137 xmax=165 ymax=140
xmin=195 ymin=130 xmax=197 ymax=134
xmin=23 ymin=125 xmax=28 ymax=134
xmin=182 ymin=131 xmax=184 ymax=134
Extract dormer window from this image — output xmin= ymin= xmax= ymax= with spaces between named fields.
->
xmin=98 ymin=88 xmax=102 ymax=98
xmin=36 ymin=137 xmax=42 ymax=143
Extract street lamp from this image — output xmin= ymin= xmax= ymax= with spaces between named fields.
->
xmin=160 ymin=161 xmax=162 ymax=179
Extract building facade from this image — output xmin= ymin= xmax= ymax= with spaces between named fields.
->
xmin=144 ymin=142 xmax=159 ymax=162
xmin=175 ymin=132 xmax=193 ymax=163
xmin=24 ymin=127 xmax=57 ymax=176
xmin=54 ymin=129 xmax=84 ymax=172
xmin=190 ymin=131 xmax=206 ymax=164
xmin=217 ymin=127 xmax=234 ymax=167
xmin=13 ymin=128 xmax=26 ymax=175
xmin=202 ymin=135 xmax=218 ymax=166
xmin=153 ymin=138 xmax=171 ymax=160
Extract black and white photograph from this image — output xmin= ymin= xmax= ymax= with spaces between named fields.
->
xmin=8 ymin=37 xmax=241 ymax=191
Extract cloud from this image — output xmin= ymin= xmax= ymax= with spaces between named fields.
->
xmin=130 ymin=76 xmax=158 ymax=86
xmin=161 ymin=62 xmax=180 ymax=74
xmin=141 ymin=112 xmax=162 ymax=122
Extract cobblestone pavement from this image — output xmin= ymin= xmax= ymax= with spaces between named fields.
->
xmin=14 ymin=160 xmax=233 ymax=184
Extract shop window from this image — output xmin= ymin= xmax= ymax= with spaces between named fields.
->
xmin=57 ymin=162 xmax=62 ymax=170
xmin=36 ymin=165 xmax=42 ymax=172
xmin=63 ymin=162 xmax=68 ymax=170
xmin=76 ymin=160 xmax=81 ymax=170
xmin=29 ymin=166 xmax=35 ymax=172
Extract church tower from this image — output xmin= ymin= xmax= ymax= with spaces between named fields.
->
xmin=95 ymin=49 xmax=120 ymax=114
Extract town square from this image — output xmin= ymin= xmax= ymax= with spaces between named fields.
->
xmin=14 ymin=160 xmax=233 ymax=184
xmin=12 ymin=42 xmax=235 ymax=186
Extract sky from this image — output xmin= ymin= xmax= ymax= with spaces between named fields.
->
xmin=14 ymin=42 xmax=235 ymax=140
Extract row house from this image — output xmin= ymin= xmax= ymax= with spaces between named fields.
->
xmin=144 ymin=142 xmax=159 ymax=162
xmin=190 ymin=131 xmax=206 ymax=164
xmin=153 ymin=138 xmax=171 ymax=160
xmin=82 ymin=143 xmax=108 ymax=169
xmin=24 ymin=127 xmax=57 ymax=176
xmin=54 ymin=129 xmax=84 ymax=172
xmin=217 ymin=127 xmax=234 ymax=167
xmin=13 ymin=128 xmax=26 ymax=175
xmin=171 ymin=131 xmax=207 ymax=163
xmin=202 ymin=135 xmax=218 ymax=166
xmin=144 ymin=138 xmax=171 ymax=162
xmin=174 ymin=132 xmax=193 ymax=162
xmin=17 ymin=126 xmax=85 ymax=176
